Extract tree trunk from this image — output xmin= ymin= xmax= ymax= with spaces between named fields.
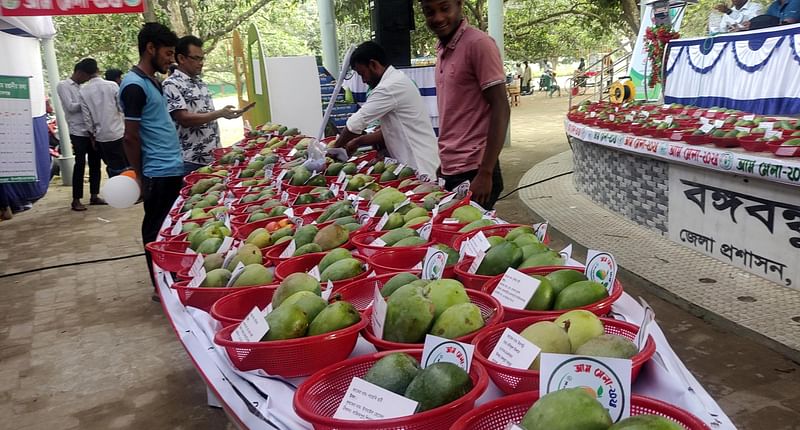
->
xmin=142 ymin=0 xmax=157 ymax=22
xmin=619 ymin=0 xmax=640 ymax=35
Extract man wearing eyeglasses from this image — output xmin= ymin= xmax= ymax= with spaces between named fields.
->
xmin=163 ymin=35 xmax=241 ymax=175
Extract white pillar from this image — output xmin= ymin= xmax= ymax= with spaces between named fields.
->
xmin=488 ymin=0 xmax=510 ymax=147
xmin=42 ymin=38 xmax=74 ymax=186
xmin=317 ymin=0 xmax=339 ymax=76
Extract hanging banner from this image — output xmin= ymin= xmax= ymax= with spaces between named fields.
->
xmin=629 ymin=3 xmax=684 ymax=101
xmin=1 ymin=0 xmax=145 ymax=16
xmin=0 ymin=75 xmax=36 ymax=183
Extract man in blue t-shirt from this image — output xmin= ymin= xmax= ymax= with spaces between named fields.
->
xmin=120 ymin=22 xmax=182 ymax=299
xmin=766 ymin=0 xmax=800 ymax=23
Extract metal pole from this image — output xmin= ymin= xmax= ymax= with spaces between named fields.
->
xmin=41 ymin=38 xmax=74 ymax=186
xmin=488 ymin=0 xmax=510 ymax=147
xmin=316 ymin=0 xmax=339 ymax=76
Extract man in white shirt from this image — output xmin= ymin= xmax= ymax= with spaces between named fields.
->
xmin=57 ymin=58 xmax=104 ymax=211
xmin=334 ymin=41 xmax=440 ymax=177
xmin=80 ymin=68 xmax=129 ymax=177
xmin=716 ymin=0 xmax=764 ymax=32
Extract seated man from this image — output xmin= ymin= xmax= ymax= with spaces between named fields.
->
xmin=715 ymin=0 xmax=764 ymax=32
xmin=334 ymin=41 xmax=440 ymax=177
xmin=765 ymin=0 xmax=800 ymax=24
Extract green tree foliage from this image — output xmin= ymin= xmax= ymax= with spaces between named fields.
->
xmin=680 ymin=0 xmax=719 ymax=38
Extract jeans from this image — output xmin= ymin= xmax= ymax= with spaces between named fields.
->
xmin=183 ymin=161 xmax=207 ymax=176
xmin=440 ymin=163 xmax=504 ymax=210
xmin=96 ymin=138 xmax=129 ymax=177
xmin=71 ymin=135 xmax=101 ymax=200
xmin=141 ymin=175 xmax=183 ymax=288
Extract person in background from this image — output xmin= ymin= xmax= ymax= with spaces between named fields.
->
xmin=715 ymin=0 xmax=764 ymax=31
xmin=522 ymin=61 xmax=532 ymax=95
xmin=57 ymin=58 xmax=105 ymax=211
xmin=80 ymin=67 xmax=129 ymax=177
xmin=602 ymin=53 xmax=614 ymax=88
xmin=333 ymin=41 xmax=440 ymax=177
xmin=119 ymin=22 xmax=183 ymax=301
xmin=577 ymin=57 xmax=586 ymax=72
xmin=765 ymin=0 xmax=800 ymax=24
xmin=163 ymin=35 xmax=240 ymax=175
xmin=419 ymin=0 xmax=510 ymax=209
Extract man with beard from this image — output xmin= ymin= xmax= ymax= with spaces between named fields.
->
xmin=419 ymin=0 xmax=509 ymax=209
xmin=333 ymin=41 xmax=440 ymax=177
xmin=119 ymin=22 xmax=182 ymax=300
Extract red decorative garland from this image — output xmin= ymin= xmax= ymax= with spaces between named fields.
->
xmin=645 ymin=24 xmax=680 ymax=88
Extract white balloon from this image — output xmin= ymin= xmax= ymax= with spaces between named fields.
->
xmin=101 ymin=175 xmax=140 ymax=208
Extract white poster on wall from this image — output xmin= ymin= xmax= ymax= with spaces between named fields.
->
xmin=0 ymin=75 xmax=36 ymax=183
xmin=668 ymin=164 xmax=799 ymax=288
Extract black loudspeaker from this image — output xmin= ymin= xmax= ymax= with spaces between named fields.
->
xmin=370 ymin=0 xmax=414 ymax=67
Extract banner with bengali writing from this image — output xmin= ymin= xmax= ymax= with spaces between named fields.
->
xmin=0 ymin=0 xmax=144 ymax=17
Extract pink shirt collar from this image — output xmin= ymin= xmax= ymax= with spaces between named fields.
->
xmin=437 ymin=18 xmax=470 ymax=52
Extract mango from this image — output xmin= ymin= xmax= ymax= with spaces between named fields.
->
xmin=384 ymin=285 xmax=435 ymax=343
xmin=248 ymin=212 xmax=268 ymax=223
xmin=289 ymin=166 xmax=311 ymax=186
xmin=430 ymin=302 xmax=484 ymax=339
xmin=245 ymin=227 xmax=271 ymax=248
xmin=505 ymin=225 xmax=535 ymax=242
xmin=512 ymin=233 xmax=540 ymax=247
xmin=320 ymin=258 xmax=363 ymax=282
xmin=487 ymin=235 xmax=506 ymax=247
xmin=262 ymin=304 xmax=309 ymax=341
xmin=404 ymin=362 xmax=472 ymax=412
xmin=518 ymin=251 xmax=564 ymax=269
xmin=519 ymin=321 xmax=571 ymax=370
xmin=341 ymin=162 xmax=358 ymax=174
xmin=232 ymin=264 xmax=274 ymax=287
xmin=271 ymin=226 xmax=294 ymax=242
xmin=274 ymin=235 xmax=293 ymax=245
xmin=433 ymin=244 xmax=459 ymax=266
xmin=553 ymin=281 xmax=609 ymax=310
xmin=319 ymin=248 xmax=352 ymax=273
xmin=452 ymin=205 xmax=483 ymax=223
xmin=555 ymin=309 xmax=605 ymax=352
xmin=364 ymin=352 xmax=421 ymax=395
xmin=280 ymin=291 xmax=328 ymax=321
xmin=379 ymin=227 xmax=417 ymax=246
xmin=525 ymin=276 xmax=555 ymax=310
xmin=476 ymin=241 xmax=523 ymax=276
xmin=608 ymin=415 xmax=683 ymax=430
xmin=313 ymin=224 xmax=349 ymax=251
xmin=201 ymin=268 xmax=232 ymax=288
xmin=393 ymin=236 xmax=428 ymax=247
xmin=342 ymin=222 xmax=361 ymax=232
xmin=382 ymin=272 xmax=420 ymax=297
xmin=379 ymin=170 xmax=398 ymax=182
xmin=403 ymin=207 xmax=429 ymax=223
xmin=203 ymin=253 xmax=225 ymax=271
xmin=575 ymin=334 xmax=638 ymax=359
xmin=403 ymin=216 xmax=431 ymax=228
xmin=197 ymin=237 xmax=223 ymax=254
xmin=326 ymin=162 xmax=344 ymax=176
xmin=458 ymin=218 xmax=494 ymax=233
xmin=307 ymin=300 xmax=361 ymax=336
xmin=423 ymin=279 xmax=469 ymax=318
xmin=546 ymin=269 xmax=588 ymax=296
xmin=521 ymin=243 xmax=550 ymax=259
xmin=382 ymin=212 xmax=406 ymax=230
xmin=293 ymin=243 xmax=323 ymax=256
xmin=273 ymin=272 xmax=321 ymax=308
xmin=227 ymin=244 xmax=263 ymax=269
xmin=520 ymin=387 xmax=612 ymax=430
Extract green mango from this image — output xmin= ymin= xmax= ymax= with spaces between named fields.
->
xmin=382 ymin=272 xmax=420 ymax=297
xmin=384 ymin=285 xmax=435 ymax=343
xmin=380 ymin=170 xmax=398 ymax=182
xmin=452 ymin=205 xmax=483 ymax=223
xmin=289 ymin=166 xmax=311 ymax=186
xmin=546 ymin=269 xmax=588 ymax=297
xmin=203 ymin=253 xmax=225 ymax=271
xmin=280 ymin=291 xmax=328 ymax=322
xmin=458 ymin=219 xmax=494 ymax=233
xmin=371 ymin=161 xmax=386 ymax=174
xmin=293 ymin=243 xmax=323 ymax=256
xmin=232 ymin=264 xmax=274 ymax=287
xmin=271 ymin=226 xmax=295 ymax=242
xmin=553 ymin=281 xmax=609 ymax=310
xmin=422 ymin=279 xmax=469 ymax=318
xmin=342 ymin=222 xmax=362 ymax=232
xmin=432 ymin=244 xmax=459 ymax=266
xmin=429 ymin=302 xmax=484 ymax=339
xmin=575 ymin=334 xmax=638 ymax=359
xmin=520 ymin=387 xmax=612 ymax=430
xmin=294 ymin=225 xmax=320 ymax=248
xmin=320 ymin=258 xmax=364 ymax=282
xmin=403 ymin=216 xmax=431 ymax=228
xmin=363 ymin=352 xmax=421 ymax=395
xmin=319 ymin=248 xmax=353 ymax=273
xmin=307 ymin=301 xmax=361 ymax=336
xmin=262 ymin=304 xmax=309 ymax=341
xmin=487 ymin=235 xmax=506 ymax=247
xmin=197 ymin=237 xmax=223 ymax=254
xmin=200 ymin=268 xmax=232 ymax=287
xmin=512 ymin=233 xmax=540 ymax=247
xmin=341 ymin=162 xmax=358 ymax=174
xmin=521 ymin=243 xmax=551 ymax=259
xmin=404 ymin=362 xmax=472 ymax=412
xmin=397 ymin=166 xmax=415 ymax=180
xmin=608 ymin=415 xmax=683 ymax=430
xmin=525 ymin=276 xmax=554 ymax=310
xmin=393 ymin=236 xmax=428 ymax=247
xmin=273 ymin=272 xmax=321 ymax=308
xmin=518 ymin=251 xmax=564 ymax=269
xmin=379 ymin=228 xmax=417 ymax=246
xmin=245 ymin=228 xmax=271 ymax=248
xmin=476 ymin=241 xmax=523 ymax=276
xmin=313 ymin=224 xmax=350 ymax=251
xmin=382 ymin=212 xmax=407 ymax=230
xmin=403 ymin=206 xmax=429 ymax=223
xmin=326 ymin=162 xmax=344 ymax=176
xmin=226 ymin=244 xmax=263 ymax=268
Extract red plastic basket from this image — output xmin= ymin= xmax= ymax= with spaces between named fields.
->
xmin=171 ymin=280 xmax=267 ymax=312
xmin=471 ymin=315 xmax=656 ymax=395
xmin=293 ymin=349 xmax=489 ymax=430
xmin=332 ymin=272 xmax=421 ymax=311
xmin=772 ymin=143 xmax=800 ymax=157
xmin=711 ymin=136 xmax=739 ymax=148
xmin=351 ymin=230 xmax=435 ymax=258
xmin=145 ymin=240 xmax=195 ymax=272
xmin=429 ymin=222 xmax=468 ymax=247
xmin=361 ymin=289 xmax=504 ymax=351
xmin=210 ymin=285 xmax=279 ymax=327
xmin=450 ymin=391 xmax=711 ymax=430
xmin=738 ymin=135 xmax=770 ymax=152
xmin=481 ymin=266 xmax=623 ymax=321
xmin=453 ymin=258 xmax=497 ymax=290
xmin=274 ymin=251 xmax=368 ymax=289
xmin=213 ymin=312 xmax=368 ymax=378
xmin=367 ymin=247 xmax=456 ymax=279
xmin=682 ymin=134 xmax=709 ymax=145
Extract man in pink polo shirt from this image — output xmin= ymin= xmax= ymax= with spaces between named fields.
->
xmin=420 ymin=0 xmax=510 ymax=209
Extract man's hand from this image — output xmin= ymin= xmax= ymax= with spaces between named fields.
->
xmin=345 ymin=135 xmax=366 ymax=155
xmin=714 ymin=3 xmax=731 ymax=14
xmin=218 ymin=105 xmax=240 ymax=119
xmin=470 ymin=170 xmax=493 ymax=209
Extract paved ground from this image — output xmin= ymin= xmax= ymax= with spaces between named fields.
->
xmin=1 ymin=91 xmax=798 ymax=429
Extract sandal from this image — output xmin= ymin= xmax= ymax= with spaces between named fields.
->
xmin=71 ymin=202 xmax=87 ymax=211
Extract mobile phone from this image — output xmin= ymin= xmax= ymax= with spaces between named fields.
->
xmin=239 ymin=102 xmax=256 ymax=113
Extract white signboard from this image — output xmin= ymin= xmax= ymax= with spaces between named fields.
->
xmin=0 ymin=76 xmax=36 ymax=183
xmin=668 ymin=164 xmax=799 ymax=288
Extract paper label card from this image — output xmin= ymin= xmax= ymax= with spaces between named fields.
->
xmin=455 ymin=180 xmax=471 ymax=199
xmin=491 ymin=268 xmax=540 ymax=310
xmin=276 ymin=169 xmax=289 ymax=183
xmin=760 ymin=121 xmax=774 ymax=130
xmin=699 ymin=123 xmax=715 ymax=134
xmin=333 ymin=377 xmax=419 ymax=421
xmin=776 ymin=146 xmax=798 ymax=156
xmin=487 ymin=328 xmax=541 ymax=370
xmin=375 ymin=213 xmax=390 ymax=231
xmin=765 ymin=129 xmax=783 ymax=139
xmin=368 ymin=204 xmax=381 ymax=217
xmin=585 ymin=250 xmax=618 ymax=293
xmin=225 ymin=262 xmax=247 ymax=287
xmin=281 ymin=191 xmax=290 ymax=203
xmin=171 ymin=219 xmax=183 ymax=236
xmin=303 ymin=206 xmax=315 ymax=215
xmin=634 ymin=297 xmax=655 ymax=352
xmin=341 ymin=179 xmax=350 ymax=194
xmin=280 ymin=240 xmax=297 ymax=258
xmin=323 ymin=281 xmax=334 ymax=301
xmin=467 ymin=250 xmax=486 ymax=274
xmin=443 ymin=218 xmax=460 ymax=224
xmin=180 ymin=210 xmax=192 ymax=221
xmin=393 ymin=198 xmax=411 ymax=212
xmin=308 ymin=265 xmax=321 ymax=281
xmin=393 ymin=163 xmax=406 ymax=175
xmin=371 ymin=238 xmax=387 ymax=247
xmin=421 ymin=334 xmax=474 ymax=372
xmin=189 ymin=253 xmax=206 ymax=278
xmin=742 ymin=114 xmax=755 ymax=121
xmin=371 ymin=286 xmax=387 ymax=339
xmin=283 ymin=207 xmax=295 ymax=218
xmin=505 ymin=424 xmax=525 ymax=430
xmin=357 ymin=160 xmax=368 ymax=171
xmin=329 ymin=183 xmax=340 ymax=196
xmin=559 ymin=244 xmax=574 ymax=261
xmin=437 ymin=192 xmax=456 ymax=209
xmin=231 ymin=306 xmax=269 ymax=343
xmin=418 ymin=173 xmax=431 ymax=182
xmin=735 ymin=126 xmax=751 ymax=133
xmin=218 ymin=236 xmax=235 ymax=255
xmin=533 ymin=222 xmax=548 ymax=242
xmin=222 ymin=245 xmax=240 ymax=270
xmin=337 ymin=170 xmax=347 ymax=183
xmin=288 ymin=148 xmax=298 ymax=157
xmin=417 ymin=222 xmax=433 ymax=241
xmin=421 ymin=247 xmax=447 ymax=280
xmin=464 ymin=231 xmax=491 ymax=257
xmin=539 ymin=353 xmax=632 ymax=422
